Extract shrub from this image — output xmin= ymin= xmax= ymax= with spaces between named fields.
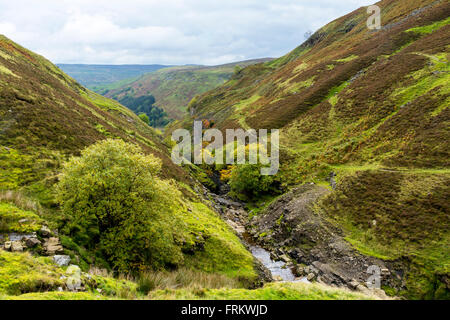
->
xmin=229 ymin=164 xmax=278 ymax=200
xmin=56 ymin=139 xmax=185 ymax=273
xmin=138 ymin=113 xmax=150 ymax=125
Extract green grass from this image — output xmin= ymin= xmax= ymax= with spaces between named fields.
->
xmin=182 ymin=202 xmax=257 ymax=280
xmin=407 ymin=16 xmax=450 ymax=34
xmin=0 ymin=202 xmax=43 ymax=233
xmin=148 ymin=282 xmax=375 ymax=300
xmin=2 ymin=291 xmax=111 ymax=300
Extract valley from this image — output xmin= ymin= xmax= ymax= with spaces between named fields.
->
xmin=0 ymin=0 xmax=448 ymax=301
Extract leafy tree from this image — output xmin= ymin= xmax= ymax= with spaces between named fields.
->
xmin=117 ymin=95 xmax=170 ymax=127
xmin=138 ymin=113 xmax=150 ymax=125
xmin=229 ymin=164 xmax=277 ymax=200
xmin=56 ymin=139 xmax=184 ymax=272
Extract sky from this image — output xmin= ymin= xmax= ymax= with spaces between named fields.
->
xmin=0 ymin=0 xmax=375 ymax=66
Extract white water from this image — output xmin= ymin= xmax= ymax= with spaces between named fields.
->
xmin=249 ymin=244 xmax=310 ymax=283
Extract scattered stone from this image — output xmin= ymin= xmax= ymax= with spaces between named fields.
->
xmin=39 ymin=226 xmax=52 ymax=237
xmin=295 ymin=266 xmax=304 ymax=277
xmin=25 ymin=237 xmax=41 ymax=248
xmin=11 ymin=241 xmax=23 ymax=252
xmin=381 ymin=268 xmax=390 ymax=276
xmin=53 ymin=255 xmax=71 ymax=266
xmin=44 ymin=237 xmax=63 ymax=255
xmin=348 ymin=279 xmax=360 ymax=290
xmin=4 ymin=241 xmax=12 ymax=251
xmin=9 ymin=233 xmax=37 ymax=242
xmin=66 ymin=265 xmax=82 ymax=291
xmin=273 ymin=275 xmax=283 ymax=282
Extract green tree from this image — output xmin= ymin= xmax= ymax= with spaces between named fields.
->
xmin=229 ymin=164 xmax=277 ymax=200
xmin=56 ymin=139 xmax=184 ymax=272
xmin=138 ymin=113 xmax=150 ymax=125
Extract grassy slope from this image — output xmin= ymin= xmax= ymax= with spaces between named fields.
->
xmin=0 ymin=35 xmax=256 ymax=289
xmin=172 ymin=0 xmax=450 ymax=299
xmin=149 ymin=282 xmax=374 ymax=300
xmin=105 ymin=59 xmax=272 ymax=120
xmin=0 ymin=248 xmax=373 ymax=300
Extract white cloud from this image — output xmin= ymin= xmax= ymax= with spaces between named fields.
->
xmin=0 ymin=0 xmax=375 ymax=65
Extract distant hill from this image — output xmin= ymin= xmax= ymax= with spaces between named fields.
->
xmin=57 ymin=64 xmax=169 ymax=88
xmin=104 ymin=59 xmax=273 ymax=120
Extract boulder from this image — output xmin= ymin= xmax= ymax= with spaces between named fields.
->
xmin=11 ymin=241 xmax=23 ymax=252
xmin=348 ymin=279 xmax=360 ymax=290
xmin=273 ymin=275 xmax=283 ymax=282
xmin=44 ymin=237 xmax=63 ymax=255
xmin=39 ymin=225 xmax=52 ymax=237
xmin=4 ymin=241 xmax=12 ymax=251
xmin=295 ymin=266 xmax=304 ymax=277
xmin=25 ymin=237 xmax=41 ymax=248
xmin=66 ymin=265 xmax=82 ymax=291
xmin=307 ymin=273 xmax=316 ymax=282
xmin=53 ymin=255 xmax=71 ymax=267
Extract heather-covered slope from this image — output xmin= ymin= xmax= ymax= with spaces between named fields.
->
xmin=0 ymin=34 xmax=191 ymax=192
xmin=105 ymin=59 xmax=272 ymax=120
xmin=173 ymin=0 xmax=449 ymax=299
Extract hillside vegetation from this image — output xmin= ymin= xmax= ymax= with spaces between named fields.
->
xmin=0 ymin=35 xmax=260 ymax=299
xmin=171 ymin=0 xmax=450 ymax=299
xmin=105 ymin=59 xmax=272 ymax=120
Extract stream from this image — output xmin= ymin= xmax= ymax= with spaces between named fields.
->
xmin=209 ymin=187 xmax=309 ymax=283
xmin=243 ymin=232 xmax=310 ymax=283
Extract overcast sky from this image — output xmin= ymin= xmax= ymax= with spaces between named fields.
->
xmin=0 ymin=0 xmax=375 ymax=65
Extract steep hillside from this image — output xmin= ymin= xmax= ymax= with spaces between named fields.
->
xmin=105 ymin=59 xmax=272 ymax=120
xmin=0 ymin=35 xmax=192 ymax=192
xmin=172 ymin=0 xmax=450 ymax=299
xmin=57 ymin=64 xmax=169 ymax=89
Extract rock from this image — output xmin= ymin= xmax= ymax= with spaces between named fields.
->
xmin=273 ymin=275 xmax=283 ymax=282
xmin=381 ymin=268 xmax=390 ymax=276
xmin=4 ymin=241 xmax=12 ymax=251
xmin=11 ymin=241 xmax=23 ymax=252
xmin=9 ymin=233 xmax=37 ymax=242
xmin=18 ymin=219 xmax=29 ymax=224
xmin=25 ymin=237 xmax=41 ymax=248
xmin=53 ymin=255 xmax=71 ymax=266
xmin=307 ymin=273 xmax=316 ymax=281
xmin=66 ymin=265 xmax=82 ymax=291
xmin=280 ymin=254 xmax=290 ymax=263
xmin=39 ymin=226 xmax=52 ymax=237
xmin=348 ymin=279 xmax=360 ymax=290
xmin=295 ymin=266 xmax=304 ymax=277
xmin=44 ymin=237 xmax=63 ymax=255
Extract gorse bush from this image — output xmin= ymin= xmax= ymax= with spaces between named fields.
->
xmin=56 ymin=139 xmax=185 ymax=273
